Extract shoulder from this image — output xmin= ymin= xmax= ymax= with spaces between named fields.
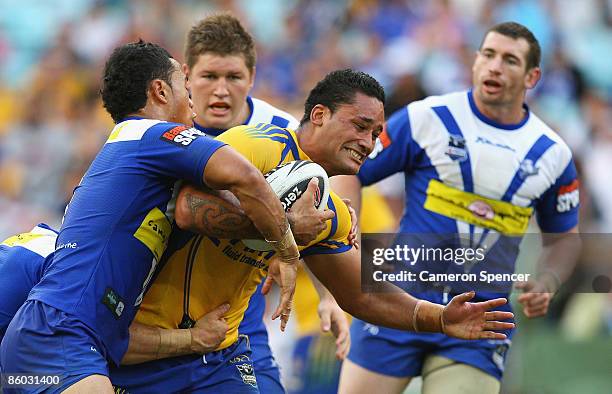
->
xmin=250 ymin=97 xmax=300 ymax=129
xmin=1 ymin=224 xmax=57 ymax=258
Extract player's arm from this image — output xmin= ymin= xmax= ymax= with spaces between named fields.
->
xmin=304 ymin=248 xmax=515 ymax=340
xmin=517 ymin=158 xmax=581 ymax=317
xmin=201 ymin=145 xmax=299 ymax=329
xmin=121 ymin=304 xmax=230 ymax=365
xmin=175 ymin=178 xmax=333 ymax=245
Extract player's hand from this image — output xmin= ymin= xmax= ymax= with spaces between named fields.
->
xmin=515 ymin=280 xmax=553 ymax=318
xmin=318 ymin=297 xmax=351 ymax=360
xmin=268 ymin=256 xmax=298 ymax=332
xmin=442 ymin=292 xmax=515 ymax=340
xmin=342 ymin=198 xmax=359 ymax=250
xmin=190 ymin=303 xmax=230 ymax=353
xmin=288 ymin=178 xmax=335 ymax=245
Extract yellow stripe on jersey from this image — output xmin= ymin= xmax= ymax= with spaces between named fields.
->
xmin=136 ymin=124 xmax=352 ymax=350
xmin=133 ymin=207 xmax=171 ymax=261
xmin=2 ymin=232 xmax=44 ymax=247
xmin=424 ymin=179 xmax=533 ymax=235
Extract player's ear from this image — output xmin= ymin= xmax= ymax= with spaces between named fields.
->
xmin=182 ymin=63 xmax=191 ymax=90
xmin=248 ymin=66 xmax=256 ymax=90
xmin=150 ymin=79 xmax=169 ymax=104
xmin=310 ymin=104 xmax=328 ymax=127
xmin=525 ymin=66 xmax=541 ymax=90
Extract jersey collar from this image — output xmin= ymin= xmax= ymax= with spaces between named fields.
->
xmin=467 ymin=90 xmax=530 ymax=130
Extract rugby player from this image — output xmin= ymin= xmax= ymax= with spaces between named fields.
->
xmin=333 ymin=22 xmax=581 ymax=394
xmin=0 ymin=225 xmax=228 ymax=363
xmin=109 ymin=69 xmax=515 ymax=393
xmin=0 ymin=40 xmax=301 ymax=393
xmin=106 ymin=14 xmax=346 ymax=394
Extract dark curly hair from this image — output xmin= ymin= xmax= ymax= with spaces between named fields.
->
xmin=101 ymin=40 xmax=175 ymax=123
xmin=300 ymin=69 xmax=385 ymax=126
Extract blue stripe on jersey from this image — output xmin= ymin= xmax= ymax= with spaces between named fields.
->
xmin=270 ymin=116 xmax=289 ymax=128
xmin=300 ymin=244 xmax=351 ymax=258
xmin=432 ymin=105 xmax=475 ymax=240
xmin=501 ymin=135 xmax=556 ymax=202
xmin=432 ymin=106 xmax=474 ymax=193
xmin=244 ymin=96 xmax=255 ymax=124
xmin=327 ymin=197 xmax=338 ymax=238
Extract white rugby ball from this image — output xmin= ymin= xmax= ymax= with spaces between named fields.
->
xmin=243 ymin=160 xmax=330 ymax=251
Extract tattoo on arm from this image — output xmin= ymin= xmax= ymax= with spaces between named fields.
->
xmin=185 ymin=192 xmax=259 ymax=239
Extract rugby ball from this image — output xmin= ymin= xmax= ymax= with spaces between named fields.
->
xmin=243 ymin=160 xmax=330 ymax=251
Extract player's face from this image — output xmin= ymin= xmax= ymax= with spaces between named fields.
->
xmin=318 ymin=92 xmax=384 ymax=176
xmin=472 ymin=32 xmax=540 ymax=108
xmin=167 ymin=59 xmax=195 ymax=126
xmin=185 ymin=53 xmax=255 ymax=130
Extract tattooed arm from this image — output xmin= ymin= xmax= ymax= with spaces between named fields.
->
xmin=174 ymin=182 xmax=331 ymax=244
xmin=175 ymin=183 xmax=260 ymax=239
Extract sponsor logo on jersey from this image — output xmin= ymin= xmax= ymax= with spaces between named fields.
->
xmin=518 ymin=159 xmax=539 ymax=179
xmin=160 ymin=126 xmax=205 ymax=147
xmin=445 ymin=135 xmax=468 ymax=162
xmin=368 ymin=128 xmax=391 ymax=159
xmin=133 ymin=207 xmax=172 ymax=261
xmin=468 ymin=200 xmax=495 ymax=220
xmin=556 ymin=179 xmax=579 ymax=213
xmin=102 ymin=287 xmax=126 ymax=319
xmin=475 ymin=136 xmax=515 ymax=152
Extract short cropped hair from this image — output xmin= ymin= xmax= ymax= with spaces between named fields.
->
xmin=185 ymin=13 xmax=256 ymax=70
xmin=101 ymin=40 xmax=174 ymax=123
xmin=300 ymin=69 xmax=386 ymax=126
xmin=483 ymin=22 xmax=541 ymax=70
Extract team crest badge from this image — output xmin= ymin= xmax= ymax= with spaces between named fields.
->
xmin=445 ymin=135 xmax=468 ymax=162
xmin=518 ymin=159 xmax=539 ymax=179
xmin=235 ymin=363 xmax=258 ymax=387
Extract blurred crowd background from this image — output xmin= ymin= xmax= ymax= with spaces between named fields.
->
xmin=0 ymin=0 xmax=611 ymax=392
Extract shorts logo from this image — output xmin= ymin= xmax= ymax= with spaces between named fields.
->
xmin=445 ymin=135 xmax=468 ymax=162
xmin=368 ymin=128 xmax=391 ymax=159
xmin=235 ymin=363 xmax=257 ymax=388
xmin=160 ymin=126 xmax=205 ymax=147
xmin=102 ymin=287 xmax=126 ymax=319
xmin=556 ymin=179 xmax=579 ymax=212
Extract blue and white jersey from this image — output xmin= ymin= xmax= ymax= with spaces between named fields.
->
xmin=28 ymin=118 xmax=225 ymax=364
xmin=358 ymin=90 xmax=579 ymax=300
xmin=0 ymin=224 xmax=57 ymax=341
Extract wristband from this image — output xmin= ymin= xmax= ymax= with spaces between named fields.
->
xmin=412 ymin=300 xmax=444 ymax=333
xmin=267 ymin=225 xmax=299 ymax=261
xmin=158 ymin=328 xmax=191 ymax=358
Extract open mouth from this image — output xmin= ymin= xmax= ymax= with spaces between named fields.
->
xmin=483 ymin=79 xmax=503 ymax=92
xmin=209 ymin=102 xmax=231 ymax=116
xmin=346 ymin=148 xmax=365 ymax=163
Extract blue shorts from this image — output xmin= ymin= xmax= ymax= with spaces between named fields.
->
xmin=289 ymin=334 xmax=341 ymax=394
xmin=347 ymin=319 xmax=512 ymax=380
xmin=110 ymin=335 xmax=259 ymax=393
xmin=0 ymin=300 xmax=109 ymax=394
xmin=251 ymin=341 xmax=284 ymax=394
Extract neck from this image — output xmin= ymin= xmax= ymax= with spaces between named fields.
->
xmin=473 ymin=91 xmax=526 ymax=125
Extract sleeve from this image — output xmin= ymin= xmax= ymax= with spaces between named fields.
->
xmin=535 ymin=158 xmax=580 ymax=232
xmin=357 ymin=105 xmax=417 ymax=186
xmin=215 ymin=125 xmax=283 ymax=172
xmin=300 ymin=192 xmax=353 ymax=257
xmin=140 ymin=122 xmax=226 ymax=187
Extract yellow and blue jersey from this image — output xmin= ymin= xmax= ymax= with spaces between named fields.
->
xmin=136 ymin=123 xmax=353 ymax=351
xmin=0 ymin=224 xmax=57 ymax=341
xmin=27 ymin=118 xmax=225 ymax=364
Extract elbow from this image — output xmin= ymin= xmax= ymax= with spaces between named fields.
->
xmin=335 ymin=292 xmax=366 ymax=317
xmin=174 ymin=185 xmax=195 ymax=231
